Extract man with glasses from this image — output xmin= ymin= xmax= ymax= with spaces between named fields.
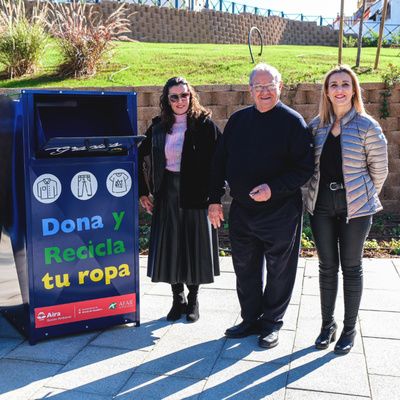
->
xmin=208 ymin=63 xmax=314 ymax=349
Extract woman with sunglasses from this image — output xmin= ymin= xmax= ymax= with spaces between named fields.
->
xmin=138 ymin=77 xmax=221 ymax=322
xmin=305 ymin=65 xmax=388 ymax=354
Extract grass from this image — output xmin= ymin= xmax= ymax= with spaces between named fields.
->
xmin=0 ymin=42 xmax=399 ymax=88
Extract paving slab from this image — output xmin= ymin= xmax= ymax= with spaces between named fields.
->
xmin=205 ymin=270 xmax=237 ymax=290
xmin=360 ymin=289 xmax=400 ymax=312
xmin=369 ymin=374 xmax=400 ymax=400
xmin=47 ymin=345 xmax=147 ymax=396
xmin=136 ymin=334 xmax=226 ymax=380
xmin=116 ymin=372 xmax=205 ymax=400
xmin=90 ymin=320 xmax=171 ymax=351
xmin=303 ymin=259 xmax=319 ymax=277
xmin=30 ymin=387 xmax=113 ymax=400
xmin=167 ymin=310 xmax=238 ymax=340
xmin=285 ymin=389 xmax=369 ymax=399
xmin=0 ymin=315 xmax=23 ymax=338
xmin=359 ymin=310 xmax=400 ymax=339
xmin=290 ymin=268 xmax=305 ymax=305
xmin=364 ymin=337 xmax=400 ymax=376
xmin=6 ymin=331 xmax=100 ymax=364
xmin=198 ymin=287 xmax=241 ymax=314
xmin=282 ymin=303 xmax=300 ymax=332
xmin=0 ymin=337 xmax=24 ymax=358
xmin=200 ymin=358 xmax=288 ymax=400
xmin=362 ymin=262 xmax=400 ymax=291
xmin=0 ymin=359 xmax=63 ymax=400
xmin=288 ymin=349 xmax=370 ymax=397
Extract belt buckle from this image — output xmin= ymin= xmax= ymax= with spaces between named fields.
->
xmin=329 ymin=182 xmax=341 ymax=191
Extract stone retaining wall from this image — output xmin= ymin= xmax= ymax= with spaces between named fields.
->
xmin=25 ymin=1 xmax=339 ymax=46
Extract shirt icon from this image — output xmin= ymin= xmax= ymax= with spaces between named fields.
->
xmin=109 ymin=172 xmax=129 ymax=194
xmin=106 ymin=169 xmax=132 ymax=198
xmin=33 ymin=174 xmax=62 ymax=204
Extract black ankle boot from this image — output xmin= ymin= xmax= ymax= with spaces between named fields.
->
xmin=186 ymin=286 xmax=199 ymax=322
xmin=167 ymin=284 xmax=187 ymax=321
xmin=315 ymin=321 xmax=337 ymax=350
xmin=334 ymin=328 xmax=356 ymax=355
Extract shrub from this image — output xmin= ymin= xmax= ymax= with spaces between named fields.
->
xmin=343 ymin=35 xmax=357 ymax=48
xmin=48 ymin=0 xmax=131 ymax=78
xmin=0 ymin=0 xmax=48 ymax=78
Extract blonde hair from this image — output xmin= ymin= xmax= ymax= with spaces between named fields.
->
xmin=318 ymin=65 xmax=365 ymax=126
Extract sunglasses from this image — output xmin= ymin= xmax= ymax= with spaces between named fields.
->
xmin=168 ymin=92 xmax=190 ymax=103
xmin=251 ymin=83 xmax=278 ymax=93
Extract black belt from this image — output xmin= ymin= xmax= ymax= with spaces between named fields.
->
xmin=327 ymin=182 xmax=345 ymax=191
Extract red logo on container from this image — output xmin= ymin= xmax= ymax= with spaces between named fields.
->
xmin=34 ymin=293 xmax=136 ymax=328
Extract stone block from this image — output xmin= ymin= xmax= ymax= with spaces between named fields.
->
xmin=226 ymin=104 xmax=248 ymax=116
xmin=292 ymin=89 xmax=307 ymax=105
xmin=137 ymin=120 xmax=149 ymax=135
xmin=207 ymin=105 xmax=227 ymax=120
xmin=385 ymin=130 xmax=400 ymax=146
xmin=365 ymin=103 xmax=382 ymax=116
xmin=389 ymin=103 xmax=400 ymax=116
xmin=148 ymin=91 xmax=162 ymax=107
xmin=214 ymin=119 xmax=228 ymax=131
xmin=367 ymin=89 xmax=386 ymax=103
xmin=137 ymin=92 xmax=149 ymax=107
xmin=384 ymin=186 xmax=400 ymax=200
xmin=197 ymin=91 xmax=213 ymax=106
xmin=305 ymin=90 xmax=321 ymax=104
xmin=138 ymin=106 xmax=159 ymax=121
xmin=362 ymin=82 xmax=386 ymax=90
xmin=211 ymin=91 xmax=243 ymax=106
xmin=383 ymin=172 xmax=400 ymax=187
xmin=292 ymin=104 xmax=319 ymax=121
xmin=379 ymin=117 xmax=399 ymax=132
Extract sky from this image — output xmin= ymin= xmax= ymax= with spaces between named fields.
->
xmin=243 ymin=0 xmax=359 ymax=19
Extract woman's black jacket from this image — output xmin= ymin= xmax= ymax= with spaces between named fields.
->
xmin=138 ymin=115 xmax=221 ymax=209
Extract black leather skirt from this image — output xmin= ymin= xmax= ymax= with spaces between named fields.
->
xmin=147 ymin=170 xmax=220 ymax=284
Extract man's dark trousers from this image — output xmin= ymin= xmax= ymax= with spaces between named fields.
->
xmin=229 ymin=196 xmax=302 ymax=333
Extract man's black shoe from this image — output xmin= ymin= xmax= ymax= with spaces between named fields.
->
xmin=225 ymin=321 xmax=260 ymax=338
xmin=258 ymin=331 xmax=279 ymax=349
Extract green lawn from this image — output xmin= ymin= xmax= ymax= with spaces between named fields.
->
xmin=1 ymin=42 xmax=399 ymax=88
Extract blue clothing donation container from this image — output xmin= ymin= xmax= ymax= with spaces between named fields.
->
xmin=4 ymin=90 xmax=141 ymax=344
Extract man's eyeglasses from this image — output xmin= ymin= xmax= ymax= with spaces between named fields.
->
xmin=251 ymin=83 xmax=278 ymax=93
xmin=168 ymin=92 xmax=190 ymax=103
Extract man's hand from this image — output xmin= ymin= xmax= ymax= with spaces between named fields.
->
xmin=249 ymin=183 xmax=272 ymax=202
xmin=140 ymin=195 xmax=154 ymax=214
xmin=208 ymin=203 xmax=224 ymax=229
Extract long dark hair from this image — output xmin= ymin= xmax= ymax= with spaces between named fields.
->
xmin=160 ymin=77 xmax=211 ymax=133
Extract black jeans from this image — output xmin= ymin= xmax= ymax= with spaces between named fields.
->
xmin=310 ymin=185 xmax=372 ymax=329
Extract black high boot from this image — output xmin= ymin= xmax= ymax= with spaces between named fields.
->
xmin=166 ymin=283 xmax=187 ymax=321
xmin=186 ymin=284 xmax=199 ymax=322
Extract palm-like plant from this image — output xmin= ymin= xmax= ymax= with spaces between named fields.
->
xmin=0 ymin=0 xmax=49 ymax=78
xmin=48 ymin=0 xmax=131 ymax=78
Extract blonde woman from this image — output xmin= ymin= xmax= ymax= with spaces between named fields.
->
xmin=305 ymin=65 xmax=388 ymax=354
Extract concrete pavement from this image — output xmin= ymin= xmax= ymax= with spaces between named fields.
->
xmin=1 ymin=234 xmax=400 ymax=400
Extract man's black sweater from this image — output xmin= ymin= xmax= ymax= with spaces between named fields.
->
xmin=209 ymin=102 xmax=314 ymax=210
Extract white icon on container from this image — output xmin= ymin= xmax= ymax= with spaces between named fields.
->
xmin=71 ymin=171 xmax=98 ymax=200
xmin=33 ymin=174 xmax=62 ymax=204
xmin=106 ymin=169 xmax=132 ymax=197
